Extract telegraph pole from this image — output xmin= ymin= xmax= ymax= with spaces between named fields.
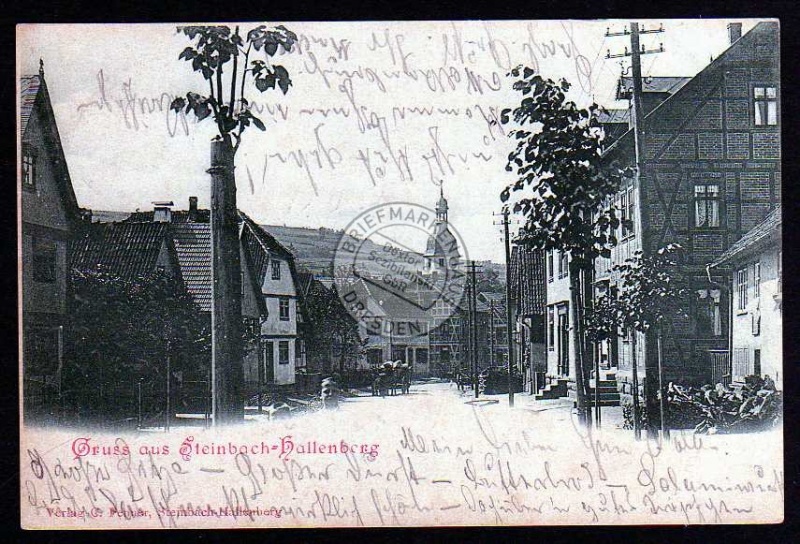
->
xmin=494 ymin=208 xmax=519 ymax=407
xmin=465 ymin=273 xmax=474 ymax=393
xmin=606 ymin=22 xmax=665 ymax=438
xmin=502 ymin=208 xmax=516 ymax=407
xmin=467 ymin=261 xmax=481 ymax=398
xmin=489 ymin=300 xmax=495 ymax=368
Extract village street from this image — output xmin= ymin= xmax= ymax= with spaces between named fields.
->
xmin=34 ymin=377 xmax=778 ymax=528
xmin=243 ymin=380 xmax=626 ymax=434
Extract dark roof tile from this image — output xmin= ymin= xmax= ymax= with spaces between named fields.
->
xmin=509 ymin=245 xmax=546 ymax=315
xmin=20 ymin=75 xmax=41 ymax=138
xmin=71 ymin=222 xmax=168 ymax=279
xmin=712 ymin=205 xmax=781 ymax=267
xmin=172 ymin=223 xmax=212 ymax=312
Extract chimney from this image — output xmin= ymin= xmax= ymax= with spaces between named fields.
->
xmin=728 ymin=22 xmax=742 ymax=45
xmin=153 ymin=200 xmax=174 ymax=223
xmin=189 ymin=196 xmax=198 ymax=221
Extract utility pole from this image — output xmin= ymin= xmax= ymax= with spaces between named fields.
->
xmin=166 ymin=338 xmax=171 ymax=433
xmin=465 ymin=272 xmax=474 ymax=393
xmin=494 ymin=208 xmax=519 ymax=407
xmin=489 ymin=300 xmax=495 ymax=368
xmin=467 ymin=261 xmax=481 ymax=398
xmin=502 ymin=208 xmax=516 ymax=407
xmin=607 ymin=22 xmax=665 ymax=439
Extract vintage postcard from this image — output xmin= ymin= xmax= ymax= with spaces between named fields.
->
xmin=18 ymin=20 xmax=782 ymax=529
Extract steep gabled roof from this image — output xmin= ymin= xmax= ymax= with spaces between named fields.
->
xmin=20 ymin=75 xmax=41 ymax=137
xmin=711 ymin=205 xmax=781 ymax=267
xmin=171 ymin=223 xmax=212 ymax=312
xmin=71 ymin=222 xmax=169 ymax=279
xmin=20 ymin=70 xmax=81 ymax=226
xmin=239 ymin=211 xmax=294 ymax=260
xmin=239 ymin=211 xmax=296 ymax=288
xmin=239 ymin=211 xmax=305 ymax=321
xmin=603 ymin=21 xmax=779 ymax=160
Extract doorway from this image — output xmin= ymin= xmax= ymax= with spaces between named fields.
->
xmin=558 ymin=308 xmax=569 ymax=376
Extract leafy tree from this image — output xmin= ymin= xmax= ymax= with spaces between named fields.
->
xmin=170 ymin=25 xmax=297 ymax=423
xmin=612 ymin=244 xmax=689 ymax=332
xmin=170 ymin=25 xmax=297 ymax=151
xmin=585 ymin=244 xmax=690 ymax=438
xmin=303 ymin=280 xmax=364 ymax=376
xmin=500 ymin=68 xmax=630 ymax=426
xmin=65 ymin=268 xmax=210 ymax=426
xmin=610 ymin=244 xmax=689 ymax=438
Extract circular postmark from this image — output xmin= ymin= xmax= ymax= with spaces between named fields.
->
xmin=334 ymin=202 xmax=468 ymax=341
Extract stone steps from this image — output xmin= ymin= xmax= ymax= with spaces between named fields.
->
xmin=535 ymin=378 xmax=569 ymax=400
xmin=569 ymin=374 xmax=621 ymax=407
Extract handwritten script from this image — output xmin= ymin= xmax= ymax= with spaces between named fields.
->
xmin=21 ymin=397 xmax=783 ymax=528
xmin=73 ymin=22 xmax=597 ymax=196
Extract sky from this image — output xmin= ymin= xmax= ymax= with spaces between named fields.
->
xmin=17 ymin=20 xmax=764 ymax=261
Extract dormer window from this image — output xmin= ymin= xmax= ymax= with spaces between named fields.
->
xmin=22 ymin=145 xmax=36 ymax=190
xmin=754 ymin=86 xmax=778 ymax=126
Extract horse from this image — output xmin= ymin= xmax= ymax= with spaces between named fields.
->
xmin=390 ymin=362 xmax=411 ymax=395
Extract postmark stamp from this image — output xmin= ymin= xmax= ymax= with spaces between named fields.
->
xmin=333 ymin=198 xmax=469 ymax=340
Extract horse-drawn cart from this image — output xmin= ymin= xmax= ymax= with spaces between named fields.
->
xmin=371 ymin=361 xmax=411 ymax=396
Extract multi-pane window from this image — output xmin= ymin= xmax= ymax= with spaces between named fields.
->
xmin=696 ymin=289 xmax=722 ymax=337
xmin=271 ymin=260 xmax=281 ymax=280
xmin=737 ymin=268 xmax=749 ymax=310
xmin=279 ymin=297 xmax=290 ymax=321
xmin=694 ymin=184 xmax=721 ymax=228
xmin=547 ymin=250 xmax=554 ymax=282
xmin=620 ymin=186 xmax=635 ymax=238
xmin=754 ymin=86 xmax=778 ymax=126
xmin=278 ymin=341 xmax=290 ymax=365
xmin=32 ymin=237 xmax=57 ymax=283
xmin=22 ymin=145 xmax=36 ymax=189
xmin=547 ymin=306 xmax=555 ymax=350
xmin=558 ymin=251 xmax=569 ymax=278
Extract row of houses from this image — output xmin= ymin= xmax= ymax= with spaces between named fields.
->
xmin=20 ymin=60 xmax=511 ymax=422
xmin=19 ymin=62 xmax=366 ymax=420
xmin=508 ymin=21 xmax=782 ymax=401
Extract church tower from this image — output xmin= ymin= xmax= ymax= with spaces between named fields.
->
xmin=436 ymin=187 xmax=448 ymax=223
xmin=424 ymin=185 xmax=459 ymax=274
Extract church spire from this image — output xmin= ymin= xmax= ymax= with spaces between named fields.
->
xmin=435 ymin=182 xmax=448 ymax=223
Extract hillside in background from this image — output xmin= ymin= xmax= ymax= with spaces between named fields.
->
xmin=90 ymin=210 xmax=505 ymax=287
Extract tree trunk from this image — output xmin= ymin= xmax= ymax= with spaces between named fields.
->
xmin=644 ymin=329 xmax=659 ymax=439
xmin=209 ymin=138 xmax=244 ymax=424
xmin=631 ymin=331 xmax=642 ymax=440
xmin=568 ymin=263 xmax=591 ymax=427
xmin=657 ymin=325 xmax=669 ymax=441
